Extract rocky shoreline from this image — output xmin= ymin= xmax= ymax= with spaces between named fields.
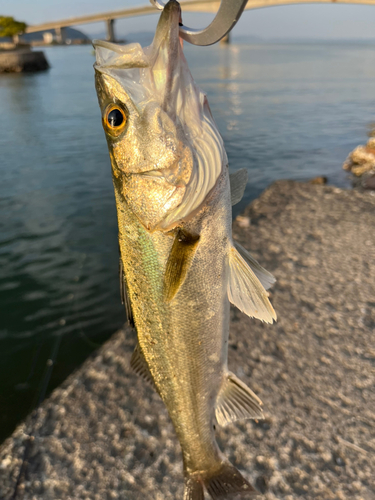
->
xmin=1 ymin=180 xmax=374 ymax=500
xmin=343 ymin=133 xmax=375 ymax=191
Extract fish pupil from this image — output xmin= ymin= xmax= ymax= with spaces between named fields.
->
xmin=108 ymin=108 xmax=124 ymax=128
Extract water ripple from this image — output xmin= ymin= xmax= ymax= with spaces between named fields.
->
xmin=1 ymin=42 xmax=375 ymax=443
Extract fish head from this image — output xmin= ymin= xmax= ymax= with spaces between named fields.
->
xmin=94 ymin=0 xmax=226 ymax=231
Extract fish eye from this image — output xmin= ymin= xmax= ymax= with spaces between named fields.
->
xmin=103 ymin=104 xmax=127 ymax=136
xmin=108 ymin=108 xmax=124 ymax=127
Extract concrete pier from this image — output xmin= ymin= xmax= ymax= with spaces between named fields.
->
xmin=0 ymin=181 xmax=374 ymax=499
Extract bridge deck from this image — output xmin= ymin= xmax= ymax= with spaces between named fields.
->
xmin=25 ymin=0 xmax=375 ymax=34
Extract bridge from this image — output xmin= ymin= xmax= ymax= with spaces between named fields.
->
xmin=25 ymin=0 xmax=375 ymax=43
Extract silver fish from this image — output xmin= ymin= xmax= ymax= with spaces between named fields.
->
xmin=94 ymin=1 xmax=276 ymax=498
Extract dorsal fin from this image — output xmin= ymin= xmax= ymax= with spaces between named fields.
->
xmin=229 ymin=168 xmax=248 ymax=206
xmin=119 ymin=255 xmax=134 ymax=328
xmin=215 ymin=372 xmax=264 ymax=427
xmin=234 ymin=241 xmax=276 ymax=290
xmin=227 ymin=246 xmax=276 ymax=324
xmin=164 ymin=229 xmax=200 ymax=302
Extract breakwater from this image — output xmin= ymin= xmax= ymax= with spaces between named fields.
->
xmin=0 ymin=47 xmax=49 ymax=72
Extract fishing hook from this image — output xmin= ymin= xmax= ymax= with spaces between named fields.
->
xmin=149 ymin=0 xmax=248 ymax=46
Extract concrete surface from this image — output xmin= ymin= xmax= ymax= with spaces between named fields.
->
xmin=1 ymin=180 xmax=374 ymax=500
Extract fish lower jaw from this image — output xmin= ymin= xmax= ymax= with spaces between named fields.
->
xmin=134 ymin=167 xmax=186 ymax=188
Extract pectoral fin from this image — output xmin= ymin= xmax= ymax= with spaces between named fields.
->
xmin=228 ymin=246 xmax=277 ymax=323
xmin=119 ymin=256 xmax=134 ymax=328
xmin=234 ymin=241 xmax=276 ymax=290
xmin=229 ymin=168 xmax=248 ymax=206
xmin=164 ymin=229 xmax=200 ymax=302
xmin=130 ymin=344 xmax=157 ymax=390
xmin=215 ymin=372 xmax=264 ymax=427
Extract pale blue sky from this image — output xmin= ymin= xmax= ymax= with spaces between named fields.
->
xmin=1 ymin=0 xmax=375 ymax=39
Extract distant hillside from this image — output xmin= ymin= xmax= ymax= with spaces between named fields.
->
xmin=28 ymin=27 xmax=90 ymax=43
xmin=89 ymin=31 xmax=154 ymax=46
xmin=124 ymin=31 xmax=154 ymax=46
xmin=0 ymin=27 xmax=90 ymax=44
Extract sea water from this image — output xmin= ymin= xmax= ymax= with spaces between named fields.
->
xmin=0 ymin=41 xmax=374 ymax=442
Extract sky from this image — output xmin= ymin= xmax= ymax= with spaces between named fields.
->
xmin=1 ymin=0 xmax=375 ymax=40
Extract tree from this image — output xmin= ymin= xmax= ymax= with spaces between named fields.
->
xmin=0 ymin=16 xmax=27 ymax=43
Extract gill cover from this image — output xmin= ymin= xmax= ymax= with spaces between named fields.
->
xmin=93 ymin=0 xmax=226 ymax=231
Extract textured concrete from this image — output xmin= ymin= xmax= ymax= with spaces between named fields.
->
xmin=1 ymin=180 xmax=374 ymax=500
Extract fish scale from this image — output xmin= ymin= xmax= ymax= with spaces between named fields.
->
xmin=119 ymin=169 xmax=231 ymax=471
xmin=94 ymin=1 xmax=276 ymax=497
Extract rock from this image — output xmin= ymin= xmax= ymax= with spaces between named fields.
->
xmin=343 ymin=140 xmax=375 ymax=183
xmin=351 ymin=164 xmax=374 ymax=177
xmin=0 ymin=48 xmax=49 ymax=73
xmin=362 ymin=172 xmax=375 ymax=190
xmin=352 ymin=171 xmax=375 ymax=190
xmin=308 ymin=176 xmax=328 ymax=185
xmin=350 ymin=145 xmax=375 ymax=166
xmin=235 ymin=215 xmax=250 ymax=228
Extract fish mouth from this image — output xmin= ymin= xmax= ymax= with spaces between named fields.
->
xmin=151 ymin=0 xmax=182 ymax=115
xmin=153 ymin=0 xmax=181 ymax=46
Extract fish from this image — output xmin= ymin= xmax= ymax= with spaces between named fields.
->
xmin=93 ymin=1 xmax=276 ymax=498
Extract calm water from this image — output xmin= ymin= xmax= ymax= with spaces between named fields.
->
xmin=1 ymin=41 xmax=375 ymax=443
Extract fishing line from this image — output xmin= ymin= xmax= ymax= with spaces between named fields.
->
xmin=11 ymin=253 xmax=87 ymax=499
xmin=10 ymin=331 xmax=63 ymax=500
xmin=17 ymin=340 xmax=43 ymax=391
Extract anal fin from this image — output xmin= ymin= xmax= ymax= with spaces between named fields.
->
xmin=234 ymin=241 xmax=276 ymax=290
xmin=164 ymin=229 xmax=200 ymax=302
xmin=215 ymin=372 xmax=264 ymax=427
xmin=204 ymin=461 xmax=259 ymax=499
xmin=228 ymin=246 xmax=276 ymax=323
xmin=130 ymin=344 xmax=157 ymax=391
xmin=184 ymin=461 xmax=258 ymax=500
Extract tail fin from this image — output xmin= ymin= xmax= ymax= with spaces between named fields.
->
xmin=204 ymin=462 xmax=258 ymax=499
xmin=184 ymin=462 xmax=258 ymax=500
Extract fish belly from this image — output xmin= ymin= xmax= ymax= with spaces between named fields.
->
xmin=117 ymin=171 xmax=232 ymax=473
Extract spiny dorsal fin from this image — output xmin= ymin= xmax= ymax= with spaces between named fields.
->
xmin=130 ymin=344 xmax=157 ymax=390
xmin=228 ymin=246 xmax=277 ymax=323
xmin=229 ymin=168 xmax=248 ymax=206
xmin=164 ymin=229 xmax=200 ymax=302
xmin=215 ymin=372 xmax=264 ymax=427
xmin=119 ymin=256 xmax=134 ymax=328
xmin=234 ymin=241 xmax=276 ymax=290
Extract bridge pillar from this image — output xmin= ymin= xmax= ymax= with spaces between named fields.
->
xmin=106 ymin=19 xmax=116 ymax=42
xmin=55 ymin=27 xmax=67 ymax=44
xmin=220 ymin=32 xmax=230 ymax=44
